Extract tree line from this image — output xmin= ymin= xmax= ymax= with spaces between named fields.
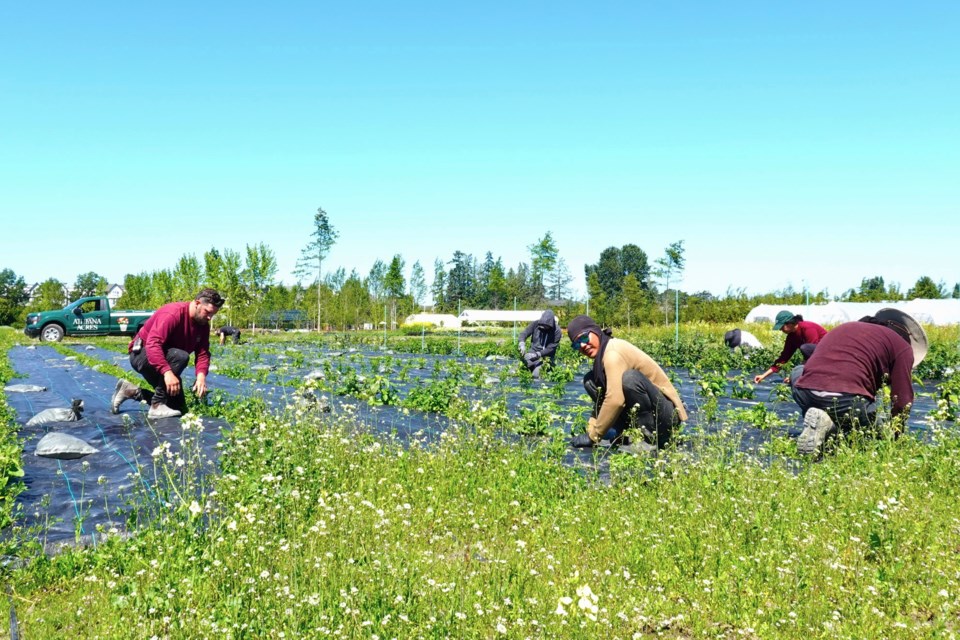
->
xmin=1 ymin=209 xmax=958 ymax=330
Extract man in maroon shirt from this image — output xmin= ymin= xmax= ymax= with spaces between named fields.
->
xmin=111 ymin=288 xmax=224 ymax=419
xmin=791 ymin=308 xmax=927 ymax=457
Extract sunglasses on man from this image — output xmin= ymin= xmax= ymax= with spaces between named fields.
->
xmin=573 ymin=332 xmax=592 ymax=349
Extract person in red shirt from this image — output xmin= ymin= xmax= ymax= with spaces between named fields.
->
xmin=753 ymin=311 xmax=827 ymax=384
xmin=111 ymin=288 xmax=224 ymax=419
xmin=791 ymin=308 xmax=927 ymax=457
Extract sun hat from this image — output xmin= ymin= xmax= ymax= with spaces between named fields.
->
xmin=873 ymin=308 xmax=928 ymax=367
xmin=772 ymin=310 xmax=795 ymax=331
xmin=723 ymin=329 xmax=741 ymax=348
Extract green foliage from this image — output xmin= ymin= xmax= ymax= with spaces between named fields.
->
xmin=694 ymin=369 xmax=727 ymax=398
xmin=0 ymin=328 xmax=25 ymax=536
xmin=730 ymin=373 xmax=756 ymax=399
xmin=401 ymin=376 xmax=461 ymax=413
xmin=929 ymin=372 xmax=960 ymax=422
xmin=723 ymin=403 xmax=783 ymax=430
xmin=11 ymin=329 xmax=960 ymax=638
xmin=515 ymin=399 xmax=565 ymax=436
xmin=0 ymin=268 xmax=29 ymax=325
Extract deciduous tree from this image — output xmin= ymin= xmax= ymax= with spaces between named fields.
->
xmin=73 ymin=272 xmax=108 ymax=298
xmin=294 ymin=207 xmax=339 ymax=331
xmin=0 ymin=268 xmax=28 ymax=325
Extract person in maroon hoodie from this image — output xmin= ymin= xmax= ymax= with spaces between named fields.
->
xmin=791 ymin=308 xmax=927 ymax=457
xmin=753 ymin=311 xmax=827 ymax=384
xmin=111 ymin=288 xmax=224 ymax=419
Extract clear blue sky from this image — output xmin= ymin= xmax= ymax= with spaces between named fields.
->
xmin=2 ymin=2 xmax=957 ymax=299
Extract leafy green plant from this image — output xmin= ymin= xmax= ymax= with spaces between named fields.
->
xmin=929 ymin=372 xmax=960 ymax=422
xmin=515 ymin=399 xmax=564 ymax=436
xmin=730 ymin=373 xmax=756 ymax=399
xmin=695 ymin=370 xmax=727 ymax=398
xmin=724 ymin=402 xmax=782 ymax=430
xmin=401 ymin=376 xmax=461 ymax=413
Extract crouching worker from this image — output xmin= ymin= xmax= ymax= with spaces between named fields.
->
xmin=723 ymin=328 xmax=762 ymax=356
xmin=518 ymin=309 xmax=562 ymax=379
xmin=754 ymin=311 xmax=827 ymax=384
xmin=217 ymin=325 xmax=241 ymax=345
xmin=567 ymin=315 xmax=687 ymax=449
xmin=791 ymin=308 xmax=927 ymax=457
xmin=112 ymin=288 xmax=224 ymax=419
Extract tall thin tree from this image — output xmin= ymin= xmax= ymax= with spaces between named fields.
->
xmin=294 ymin=208 xmax=339 ymax=331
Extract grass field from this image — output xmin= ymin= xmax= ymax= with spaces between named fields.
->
xmin=3 ymin=325 xmax=960 ymax=638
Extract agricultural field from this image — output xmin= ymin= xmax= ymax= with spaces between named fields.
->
xmin=2 ymin=324 xmax=960 ymax=638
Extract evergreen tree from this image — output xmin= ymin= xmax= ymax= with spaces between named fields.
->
xmin=445 ymin=251 xmax=475 ymax=308
xmin=528 ymin=231 xmax=558 ymax=302
xmin=545 ymin=257 xmax=574 ymax=302
xmin=907 ymin=276 xmax=945 ymax=299
xmin=431 ymin=259 xmax=447 ymax=311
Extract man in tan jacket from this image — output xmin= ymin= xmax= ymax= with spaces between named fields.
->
xmin=567 ymin=315 xmax=687 ymax=449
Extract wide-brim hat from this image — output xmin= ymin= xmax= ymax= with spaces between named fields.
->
xmin=772 ymin=310 xmax=794 ymax=331
xmin=723 ymin=329 xmax=741 ymax=348
xmin=874 ymin=308 xmax=928 ymax=367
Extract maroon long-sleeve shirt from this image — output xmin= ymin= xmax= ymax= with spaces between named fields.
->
xmin=795 ymin=321 xmax=915 ymax=416
xmin=771 ymin=320 xmax=827 ymax=372
xmin=130 ymin=301 xmax=211 ymax=377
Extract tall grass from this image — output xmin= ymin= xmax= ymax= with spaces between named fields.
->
xmin=6 ymin=325 xmax=960 ymax=638
xmin=10 ymin=399 xmax=960 ymax=638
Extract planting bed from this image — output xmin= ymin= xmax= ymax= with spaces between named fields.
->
xmin=5 ymin=340 xmax=942 ymax=547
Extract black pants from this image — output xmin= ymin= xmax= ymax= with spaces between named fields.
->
xmin=584 ymin=369 xmax=679 ymax=447
xmin=130 ymin=347 xmax=189 ymax=411
xmin=790 ymin=365 xmax=876 ymax=431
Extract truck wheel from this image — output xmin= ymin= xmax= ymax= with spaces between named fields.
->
xmin=41 ymin=324 xmax=65 ymax=342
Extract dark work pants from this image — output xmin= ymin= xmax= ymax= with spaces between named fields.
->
xmin=584 ymin=369 xmax=679 ymax=447
xmin=790 ymin=365 xmax=876 ymax=432
xmin=130 ymin=348 xmax=189 ymax=411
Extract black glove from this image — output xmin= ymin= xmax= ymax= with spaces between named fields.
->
xmin=570 ymin=433 xmax=595 ymax=448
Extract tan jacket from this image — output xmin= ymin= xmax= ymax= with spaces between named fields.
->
xmin=588 ymin=338 xmax=688 ymax=441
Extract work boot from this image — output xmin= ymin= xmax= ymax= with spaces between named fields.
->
xmin=111 ymin=379 xmax=142 ymax=414
xmin=531 ymin=365 xmax=542 ymax=379
xmin=797 ymin=408 xmax=838 ymax=457
xmin=148 ymin=403 xmax=182 ymax=419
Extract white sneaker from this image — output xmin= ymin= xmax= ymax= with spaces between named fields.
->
xmin=797 ymin=408 xmax=837 ymax=456
xmin=148 ymin=404 xmax=182 ymax=419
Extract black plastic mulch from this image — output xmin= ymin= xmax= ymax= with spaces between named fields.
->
xmin=5 ymin=342 xmax=943 ymax=548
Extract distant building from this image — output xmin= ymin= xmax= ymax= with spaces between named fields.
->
xmin=106 ymin=283 xmax=125 ymax=306
xmin=458 ymin=309 xmax=545 ymax=325
xmin=745 ymin=300 xmax=960 ymax=327
xmin=404 ymin=313 xmax=462 ymax=329
xmin=24 ymin=282 xmax=72 ymax=303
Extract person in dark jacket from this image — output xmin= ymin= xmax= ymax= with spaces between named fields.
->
xmin=111 ymin=288 xmax=224 ymax=419
xmin=217 ymin=325 xmax=242 ymax=345
xmin=517 ymin=309 xmax=562 ymax=378
xmin=791 ymin=308 xmax=927 ymax=457
xmin=754 ymin=311 xmax=827 ymax=384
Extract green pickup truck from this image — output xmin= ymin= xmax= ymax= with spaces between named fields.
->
xmin=24 ymin=296 xmax=155 ymax=342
